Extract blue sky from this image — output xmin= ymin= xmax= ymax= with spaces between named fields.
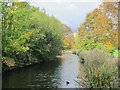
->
xmin=27 ymin=0 xmax=102 ymax=32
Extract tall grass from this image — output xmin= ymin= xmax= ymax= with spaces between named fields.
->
xmin=78 ymin=49 xmax=118 ymax=88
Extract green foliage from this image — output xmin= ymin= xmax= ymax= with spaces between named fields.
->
xmin=111 ymin=49 xmax=120 ymax=58
xmin=113 ymin=50 xmax=118 ymax=57
xmin=2 ymin=2 xmax=64 ymax=70
xmin=77 ymin=37 xmax=102 ymax=51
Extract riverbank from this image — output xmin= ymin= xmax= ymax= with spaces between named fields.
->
xmin=76 ymin=49 xmax=118 ymax=88
xmin=2 ymin=60 xmax=40 ymax=73
xmin=2 ymin=56 xmax=60 ymax=73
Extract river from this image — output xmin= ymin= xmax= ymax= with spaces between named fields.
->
xmin=3 ymin=54 xmax=82 ymax=88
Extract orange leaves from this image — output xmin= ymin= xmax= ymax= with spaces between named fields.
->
xmin=63 ymin=34 xmax=74 ymax=49
xmin=77 ymin=3 xmax=118 ymax=49
xmin=62 ymin=24 xmax=74 ymax=49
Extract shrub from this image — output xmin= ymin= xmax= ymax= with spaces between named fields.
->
xmin=76 ymin=37 xmax=103 ymax=51
xmin=78 ymin=49 xmax=118 ymax=88
xmin=2 ymin=2 xmax=64 ymax=70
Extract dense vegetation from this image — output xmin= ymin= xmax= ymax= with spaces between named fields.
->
xmin=77 ymin=49 xmax=118 ymax=88
xmin=75 ymin=1 xmax=119 ymax=88
xmin=2 ymin=2 xmax=64 ymax=71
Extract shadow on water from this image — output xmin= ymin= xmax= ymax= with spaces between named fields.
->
xmin=3 ymin=54 xmax=81 ymax=88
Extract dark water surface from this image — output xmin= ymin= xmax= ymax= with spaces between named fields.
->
xmin=3 ymin=54 xmax=81 ymax=88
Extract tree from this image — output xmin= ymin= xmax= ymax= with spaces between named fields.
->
xmin=77 ymin=1 xmax=118 ymax=51
xmin=62 ymin=24 xmax=74 ymax=49
xmin=2 ymin=2 xmax=64 ymax=70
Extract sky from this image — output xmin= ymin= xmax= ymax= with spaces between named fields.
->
xmin=24 ymin=0 xmax=103 ymax=32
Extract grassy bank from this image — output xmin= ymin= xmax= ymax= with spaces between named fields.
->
xmin=77 ymin=49 xmax=118 ymax=88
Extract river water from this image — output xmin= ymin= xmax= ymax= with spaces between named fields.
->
xmin=3 ymin=54 xmax=82 ymax=88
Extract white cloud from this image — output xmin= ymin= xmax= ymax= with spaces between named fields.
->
xmin=21 ymin=0 xmax=102 ymax=32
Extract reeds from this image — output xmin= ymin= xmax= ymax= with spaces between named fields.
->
xmin=78 ymin=48 xmax=118 ymax=88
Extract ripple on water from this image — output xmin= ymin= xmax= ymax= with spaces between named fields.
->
xmin=3 ymin=54 xmax=81 ymax=88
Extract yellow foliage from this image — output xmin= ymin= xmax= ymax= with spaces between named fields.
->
xmin=63 ymin=35 xmax=75 ymax=49
xmin=23 ymin=31 xmax=35 ymax=39
xmin=105 ymin=42 xmax=113 ymax=51
xmin=21 ymin=46 xmax=29 ymax=52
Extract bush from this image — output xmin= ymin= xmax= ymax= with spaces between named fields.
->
xmin=2 ymin=2 xmax=64 ymax=70
xmin=78 ymin=49 xmax=118 ymax=88
xmin=76 ymin=37 xmax=103 ymax=51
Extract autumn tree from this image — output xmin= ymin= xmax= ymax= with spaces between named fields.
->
xmin=62 ymin=24 xmax=74 ymax=49
xmin=77 ymin=1 xmax=118 ymax=54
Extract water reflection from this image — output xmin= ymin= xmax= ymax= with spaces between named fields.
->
xmin=59 ymin=54 xmax=81 ymax=88
xmin=3 ymin=54 xmax=81 ymax=88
